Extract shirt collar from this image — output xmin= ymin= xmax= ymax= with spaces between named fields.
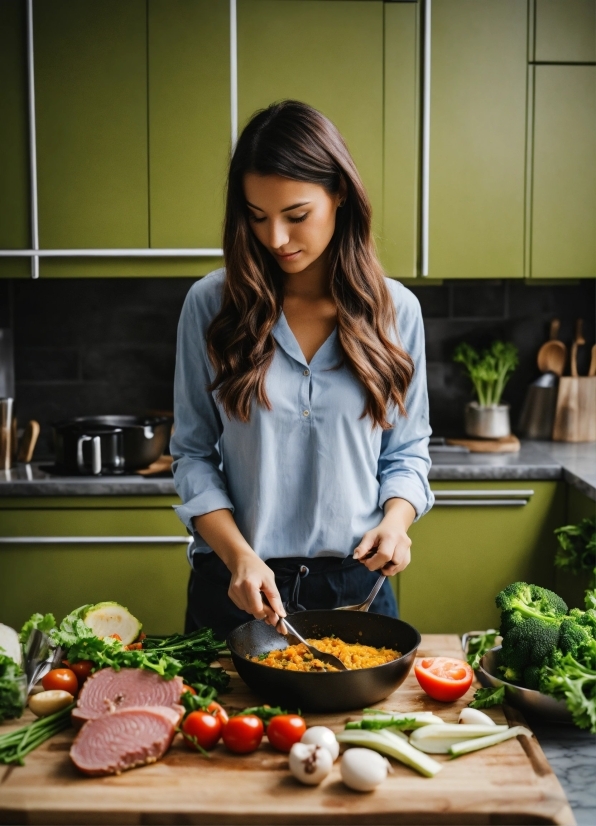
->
xmin=272 ymin=312 xmax=341 ymax=370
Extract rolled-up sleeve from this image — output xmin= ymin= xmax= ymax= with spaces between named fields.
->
xmin=170 ymin=274 xmax=234 ymax=543
xmin=377 ymin=286 xmax=434 ymax=520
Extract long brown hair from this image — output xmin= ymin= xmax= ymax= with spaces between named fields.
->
xmin=207 ymin=100 xmax=414 ymax=429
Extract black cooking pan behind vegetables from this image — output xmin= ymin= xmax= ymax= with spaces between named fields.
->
xmin=228 ymin=610 xmax=421 ymax=713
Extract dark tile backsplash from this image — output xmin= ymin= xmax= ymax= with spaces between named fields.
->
xmin=3 ymin=277 xmax=596 ymax=458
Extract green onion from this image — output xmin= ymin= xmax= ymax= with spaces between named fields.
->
xmin=0 ymin=703 xmax=74 ymax=765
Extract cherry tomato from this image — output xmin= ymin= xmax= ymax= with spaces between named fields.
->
xmin=266 ymin=714 xmax=307 ymax=752
xmin=207 ymin=701 xmax=229 ymax=726
xmin=222 ymin=715 xmax=264 ymax=754
xmin=182 ymin=711 xmax=222 ymax=751
xmin=68 ymin=660 xmax=94 ymax=686
xmin=414 ymin=657 xmax=474 ymax=702
xmin=181 ymin=684 xmax=196 ymax=696
xmin=41 ymin=668 xmax=78 ymax=696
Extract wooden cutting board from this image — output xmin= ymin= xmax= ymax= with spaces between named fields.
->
xmin=446 ymin=435 xmax=521 ymax=453
xmin=0 ymin=635 xmax=574 ymax=825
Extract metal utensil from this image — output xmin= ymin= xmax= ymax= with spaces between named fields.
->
xmin=336 ymin=574 xmax=386 ymax=612
xmin=570 ymin=318 xmax=586 ymax=378
xmin=275 ymin=616 xmax=348 ymax=671
xmin=537 ymin=319 xmax=566 ymax=377
xmin=517 ymin=372 xmax=558 ymax=439
xmin=25 ymin=628 xmax=52 ymax=691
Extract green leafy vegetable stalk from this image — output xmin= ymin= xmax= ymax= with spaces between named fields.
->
xmin=554 ymin=517 xmax=596 ymax=583
xmin=453 ymin=341 xmax=518 ymax=406
xmin=465 ymin=630 xmax=499 ymax=671
xmin=469 ymin=686 xmax=506 ymax=709
xmin=19 ymin=613 xmax=56 ymax=644
xmin=0 ymin=703 xmax=74 ymax=765
xmin=0 ymin=654 xmax=25 ymax=722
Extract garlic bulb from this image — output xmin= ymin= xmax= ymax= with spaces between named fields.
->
xmin=340 ymin=747 xmax=391 ymax=792
xmin=458 ymin=708 xmax=496 ymax=726
xmin=300 ymin=726 xmax=340 ymax=761
xmin=289 ymin=742 xmax=333 ymax=785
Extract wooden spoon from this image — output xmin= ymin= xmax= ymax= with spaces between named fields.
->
xmin=537 ymin=319 xmax=566 ymax=376
xmin=17 ymin=420 xmax=40 ymax=463
xmin=570 ymin=319 xmax=586 ymax=378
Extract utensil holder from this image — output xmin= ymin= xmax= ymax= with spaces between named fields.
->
xmin=552 ymin=377 xmax=596 ymax=442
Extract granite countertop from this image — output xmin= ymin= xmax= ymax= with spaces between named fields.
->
xmin=1 ymin=440 xmax=594 ymax=500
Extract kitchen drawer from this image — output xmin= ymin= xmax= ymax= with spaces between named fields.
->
xmin=395 ymin=481 xmax=565 ymax=634
xmin=0 ymin=503 xmax=190 ymax=635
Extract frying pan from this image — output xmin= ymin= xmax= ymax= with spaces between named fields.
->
xmin=228 ymin=610 xmax=421 ymax=713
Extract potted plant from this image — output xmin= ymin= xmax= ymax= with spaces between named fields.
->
xmin=453 ymin=341 xmax=519 ymax=438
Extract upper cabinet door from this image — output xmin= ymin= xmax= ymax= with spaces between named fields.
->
xmin=428 ymin=0 xmax=527 ymax=279
xmin=0 ymin=0 xmax=29 ymax=279
xmin=382 ymin=1 xmax=419 ymax=280
xmin=148 ymin=0 xmax=230 ymax=256
xmin=34 ymin=0 xmax=149 ymax=252
xmin=237 ymin=0 xmax=384 ymax=237
xmin=534 ymin=0 xmax=596 ymax=63
xmin=531 ymin=66 xmax=596 ymax=279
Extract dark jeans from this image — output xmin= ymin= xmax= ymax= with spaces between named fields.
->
xmin=185 ymin=552 xmax=398 ymax=640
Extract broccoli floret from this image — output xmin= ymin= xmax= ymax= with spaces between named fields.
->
xmin=571 ymin=607 xmax=596 ymax=638
xmin=499 ymin=610 xmax=526 ymax=636
xmin=498 ymin=617 xmax=561 ymax=679
xmin=559 ymin=618 xmax=593 ymax=659
xmin=523 ymin=665 xmax=542 ymax=691
xmin=496 ymin=582 xmax=568 ymax=623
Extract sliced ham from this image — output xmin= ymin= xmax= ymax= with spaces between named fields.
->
xmin=72 ymin=667 xmax=184 ymax=727
xmin=70 ymin=705 xmax=182 ymax=776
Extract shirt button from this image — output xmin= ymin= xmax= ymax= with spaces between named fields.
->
xmin=303 ymin=369 xmax=310 ymax=376
xmin=303 ymin=410 xmax=310 ymax=417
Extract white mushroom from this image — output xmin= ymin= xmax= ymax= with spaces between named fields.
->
xmin=300 ymin=726 xmax=340 ymax=761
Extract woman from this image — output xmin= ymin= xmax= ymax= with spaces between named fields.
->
xmin=171 ymin=101 xmax=433 ymax=640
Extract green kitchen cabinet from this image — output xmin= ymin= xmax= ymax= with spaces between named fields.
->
xmin=533 ymin=0 xmax=596 ymax=63
xmin=382 ymin=0 xmax=420 ymax=280
xmin=0 ymin=0 xmax=30 ymax=279
xmin=33 ymin=0 xmax=149 ymax=276
xmin=147 ymin=0 xmax=229 ymax=276
xmin=237 ymin=0 xmax=384 ymax=238
xmin=0 ymin=497 xmax=190 ymax=635
xmin=529 ymin=65 xmax=596 ymax=279
xmin=428 ymin=0 xmax=527 ymax=279
xmin=395 ymin=481 xmax=565 ymax=634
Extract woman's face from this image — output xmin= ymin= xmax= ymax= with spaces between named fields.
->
xmin=243 ymin=174 xmax=342 ymax=274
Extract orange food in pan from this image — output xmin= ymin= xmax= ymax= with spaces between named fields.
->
xmin=250 ymin=637 xmax=400 ymax=672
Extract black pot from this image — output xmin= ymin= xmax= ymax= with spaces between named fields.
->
xmin=228 ymin=610 xmax=421 ymax=713
xmin=52 ymin=415 xmax=172 ymax=475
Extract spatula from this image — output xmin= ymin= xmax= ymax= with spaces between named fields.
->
xmin=275 ymin=616 xmax=348 ymax=671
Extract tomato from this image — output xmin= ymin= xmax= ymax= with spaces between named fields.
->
xmin=222 ymin=715 xmax=264 ymax=754
xmin=41 ymin=668 xmax=78 ymax=696
xmin=68 ymin=660 xmax=94 ymax=686
xmin=414 ymin=657 xmax=474 ymax=702
xmin=207 ymin=701 xmax=229 ymax=726
xmin=266 ymin=714 xmax=306 ymax=753
xmin=181 ymin=684 xmax=196 ymax=696
xmin=182 ymin=711 xmax=222 ymax=751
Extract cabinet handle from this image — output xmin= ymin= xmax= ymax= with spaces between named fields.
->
xmin=421 ymin=0 xmax=431 ymax=276
xmin=433 ymin=490 xmax=535 ymax=498
xmin=230 ymin=0 xmax=238 ymax=146
xmin=26 ymin=0 xmax=39 ymax=280
xmin=434 ymin=500 xmax=529 ymax=507
xmin=0 ymin=536 xmax=192 ymax=545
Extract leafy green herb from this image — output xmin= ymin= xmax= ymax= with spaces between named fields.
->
xmin=0 ymin=703 xmax=74 ymax=764
xmin=453 ymin=341 xmax=518 ymax=406
xmin=235 ymin=705 xmax=288 ymax=723
xmin=470 ymin=686 xmax=506 ymax=709
xmin=554 ymin=517 xmax=596 ymax=582
xmin=180 ymin=684 xmax=219 ymax=715
xmin=465 ymin=630 xmax=499 ymax=671
xmin=257 ymin=652 xmax=269 ymax=661
xmin=19 ymin=612 xmax=56 ymax=645
xmin=0 ymin=654 xmax=25 ymax=722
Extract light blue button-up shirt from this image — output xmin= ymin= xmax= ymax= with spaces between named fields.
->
xmin=171 ymin=269 xmax=433 ymax=561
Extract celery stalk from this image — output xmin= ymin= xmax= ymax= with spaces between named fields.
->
xmin=449 ymin=726 xmax=532 ymax=758
xmin=337 ymin=729 xmax=442 ymax=777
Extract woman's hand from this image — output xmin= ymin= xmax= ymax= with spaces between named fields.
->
xmin=192 ymin=509 xmax=286 ymax=626
xmin=353 ymin=498 xmax=416 ymax=576
xmin=227 ymin=549 xmax=286 ymax=626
